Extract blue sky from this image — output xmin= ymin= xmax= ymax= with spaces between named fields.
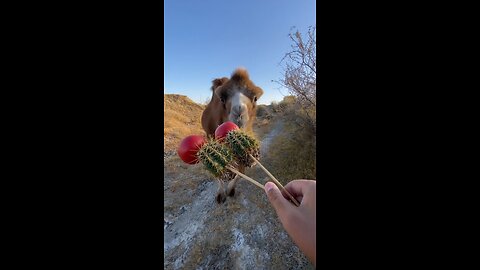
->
xmin=164 ymin=0 xmax=316 ymax=105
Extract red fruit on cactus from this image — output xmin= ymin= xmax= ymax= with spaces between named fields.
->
xmin=177 ymin=135 xmax=207 ymax=164
xmin=215 ymin=121 xmax=239 ymax=140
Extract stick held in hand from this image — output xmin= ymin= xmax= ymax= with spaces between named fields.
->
xmin=226 ymin=165 xmax=264 ymax=190
xmin=249 ymin=154 xmax=300 ymax=207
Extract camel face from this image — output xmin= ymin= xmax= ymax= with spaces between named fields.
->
xmin=226 ymin=90 xmax=252 ymax=129
xmin=202 ymin=68 xmax=263 ymax=137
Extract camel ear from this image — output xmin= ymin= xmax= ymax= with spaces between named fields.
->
xmin=211 ymin=77 xmax=229 ymax=91
xmin=254 ymin=87 xmax=264 ymax=101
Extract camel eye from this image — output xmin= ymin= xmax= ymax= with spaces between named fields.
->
xmin=253 ymin=96 xmax=257 ymax=102
xmin=220 ymin=97 xmax=226 ymax=105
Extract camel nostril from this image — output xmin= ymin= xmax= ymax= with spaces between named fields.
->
xmin=232 ymin=107 xmax=243 ymax=118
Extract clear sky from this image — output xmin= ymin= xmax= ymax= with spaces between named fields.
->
xmin=164 ymin=0 xmax=316 ymax=105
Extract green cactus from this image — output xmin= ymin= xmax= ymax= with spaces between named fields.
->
xmin=197 ymin=139 xmax=236 ymax=180
xmin=225 ymin=130 xmax=260 ymax=167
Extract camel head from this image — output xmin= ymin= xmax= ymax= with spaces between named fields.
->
xmin=212 ymin=68 xmax=264 ymax=131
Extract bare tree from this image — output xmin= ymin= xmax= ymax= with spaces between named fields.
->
xmin=278 ymin=25 xmax=316 ymax=133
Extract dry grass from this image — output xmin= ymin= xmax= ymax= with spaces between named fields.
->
xmin=253 ymin=104 xmax=274 ymax=139
xmin=260 ymin=100 xmax=316 ymax=182
xmin=265 ymin=128 xmax=316 ymax=181
xmin=164 ymin=94 xmax=315 ymax=193
xmin=164 ymin=96 xmax=315 ymax=269
xmin=164 ymin=94 xmax=206 ymax=151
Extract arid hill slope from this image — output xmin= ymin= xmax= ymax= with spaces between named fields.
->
xmin=163 ymin=95 xmax=313 ymax=269
xmin=164 ymin=94 xmax=206 ymax=153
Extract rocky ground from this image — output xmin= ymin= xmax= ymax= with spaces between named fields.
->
xmin=164 ymin=120 xmax=313 ymax=269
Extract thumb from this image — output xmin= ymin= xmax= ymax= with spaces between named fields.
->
xmin=265 ymin=182 xmax=290 ymax=217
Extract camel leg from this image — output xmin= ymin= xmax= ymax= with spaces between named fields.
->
xmin=215 ymin=179 xmax=226 ymax=204
xmin=227 ymin=175 xmax=240 ymax=197
xmin=227 ymin=164 xmax=246 ymax=197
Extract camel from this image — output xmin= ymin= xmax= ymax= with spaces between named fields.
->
xmin=201 ymin=68 xmax=264 ymax=203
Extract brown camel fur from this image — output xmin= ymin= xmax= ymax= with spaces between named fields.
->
xmin=201 ymin=68 xmax=264 ymax=203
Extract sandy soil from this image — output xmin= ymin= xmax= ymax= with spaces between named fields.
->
xmin=163 ymin=120 xmax=313 ymax=269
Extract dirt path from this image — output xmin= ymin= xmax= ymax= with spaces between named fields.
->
xmin=163 ymin=120 xmax=312 ymax=269
xmin=260 ymin=120 xmax=283 ymax=156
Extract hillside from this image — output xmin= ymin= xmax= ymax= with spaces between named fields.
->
xmin=164 ymin=94 xmax=274 ymax=153
xmin=164 ymin=94 xmax=206 ymax=153
xmin=163 ymin=95 xmax=313 ymax=269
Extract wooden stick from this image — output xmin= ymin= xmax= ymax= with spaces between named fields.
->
xmin=226 ymin=165 xmax=264 ymax=190
xmin=249 ymin=154 xmax=300 ymax=207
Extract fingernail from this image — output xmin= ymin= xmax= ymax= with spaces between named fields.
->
xmin=265 ymin=182 xmax=275 ymax=192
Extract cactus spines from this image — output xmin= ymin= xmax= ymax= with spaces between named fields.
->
xmin=197 ymin=139 xmax=237 ymax=181
xmin=225 ymin=130 xmax=260 ymax=167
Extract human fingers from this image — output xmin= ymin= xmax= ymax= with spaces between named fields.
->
xmin=283 ymin=180 xmax=316 ymax=198
xmin=264 ymin=182 xmax=294 ymax=217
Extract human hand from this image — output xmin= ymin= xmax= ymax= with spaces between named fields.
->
xmin=264 ymin=180 xmax=316 ymax=267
